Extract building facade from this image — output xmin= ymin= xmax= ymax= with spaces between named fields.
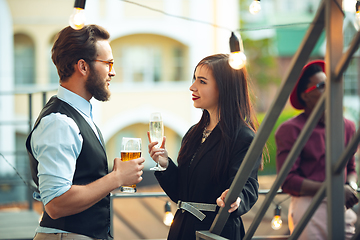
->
xmin=0 ymin=0 xmax=240 ymax=203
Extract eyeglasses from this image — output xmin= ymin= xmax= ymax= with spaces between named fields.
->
xmin=92 ymin=59 xmax=114 ymax=72
xmin=304 ymin=81 xmax=325 ymax=93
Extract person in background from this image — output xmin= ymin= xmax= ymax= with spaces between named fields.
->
xmin=26 ymin=25 xmax=144 ymax=240
xmin=275 ymin=60 xmax=358 ymax=240
xmin=148 ymin=54 xmax=263 ymax=240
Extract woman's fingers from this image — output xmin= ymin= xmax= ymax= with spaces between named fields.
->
xmin=216 ymin=189 xmax=241 ymax=213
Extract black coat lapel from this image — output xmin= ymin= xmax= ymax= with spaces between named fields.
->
xmin=188 ymin=126 xmax=221 ymax=179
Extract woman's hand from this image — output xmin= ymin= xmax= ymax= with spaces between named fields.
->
xmin=147 ymin=131 xmax=169 ymax=168
xmin=216 ymin=189 xmax=241 ymax=213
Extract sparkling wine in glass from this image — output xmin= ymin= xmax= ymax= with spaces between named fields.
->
xmin=149 ymin=112 xmax=164 ymax=170
xmin=120 ymin=137 xmax=142 ymax=193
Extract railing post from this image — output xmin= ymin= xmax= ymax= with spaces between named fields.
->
xmin=325 ymin=0 xmax=345 ymax=239
xmin=110 ymin=193 xmax=114 ymax=237
xmin=28 ymin=93 xmax=33 ymax=210
xmin=42 ymin=91 xmax=47 ymax=106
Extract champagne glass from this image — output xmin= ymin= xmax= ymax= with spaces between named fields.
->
xmin=120 ymin=137 xmax=142 ymax=193
xmin=149 ymin=112 xmax=164 ymax=171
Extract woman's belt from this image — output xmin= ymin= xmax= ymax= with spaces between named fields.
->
xmin=177 ymin=200 xmax=217 ymax=221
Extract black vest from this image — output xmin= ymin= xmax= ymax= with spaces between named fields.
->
xmin=26 ymin=96 xmax=110 ymax=239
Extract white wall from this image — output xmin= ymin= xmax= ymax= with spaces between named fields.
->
xmin=0 ymin=0 xmax=15 ymax=175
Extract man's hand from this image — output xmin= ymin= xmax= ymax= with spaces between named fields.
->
xmin=344 ymin=184 xmax=359 ymax=209
xmin=113 ymin=157 xmax=145 ymax=187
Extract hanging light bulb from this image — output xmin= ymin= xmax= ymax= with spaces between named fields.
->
xmin=355 ymin=1 xmax=360 ymax=27
xmin=163 ymin=201 xmax=174 ymax=226
xmin=343 ymin=0 xmax=357 ymax=12
xmin=249 ymin=0 xmax=261 ymax=14
xmin=271 ymin=205 xmax=282 ymax=230
xmin=229 ymin=32 xmax=247 ymax=70
xmin=69 ymin=0 xmax=86 ymax=30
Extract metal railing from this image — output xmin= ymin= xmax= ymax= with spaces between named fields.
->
xmin=197 ymin=0 xmax=360 ymax=239
xmin=110 ymin=190 xmax=290 ymax=240
xmin=0 ymin=87 xmax=56 ymax=210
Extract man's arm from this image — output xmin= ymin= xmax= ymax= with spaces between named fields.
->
xmin=45 ymin=157 xmax=144 ymax=219
xmin=31 ymin=113 xmax=144 ymax=219
xmin=299 ymin=178 xmax=322 ymax=196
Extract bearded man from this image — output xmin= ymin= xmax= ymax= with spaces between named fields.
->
xmin=26 ymin=25 xmax=145 ymax=240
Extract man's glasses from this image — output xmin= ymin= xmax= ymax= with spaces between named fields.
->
xmin=304 ymin=82 xmax=325 ymax=93
xmin=92 ymin=59 xmax=114 ymax=72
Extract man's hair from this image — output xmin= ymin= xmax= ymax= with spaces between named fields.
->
xmin=296 ymin=64 xmax=323 ymax=106
xmin=51 ymin=25 xmax=110 ymax=82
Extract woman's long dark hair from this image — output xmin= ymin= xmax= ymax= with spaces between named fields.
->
xmin=177 ymin=54 xmax=261 ymax=179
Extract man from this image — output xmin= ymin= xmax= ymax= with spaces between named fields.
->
xmin=275 ymin=60 xmax=358 ymax=240
xmin=25 ymin=25 xmax=145 ymax=240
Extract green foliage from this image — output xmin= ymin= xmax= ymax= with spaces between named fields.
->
xmin=244 ymin=38 xmax=282 ymax=88
xmin=257 ymin=109 xmax=301 ymax=175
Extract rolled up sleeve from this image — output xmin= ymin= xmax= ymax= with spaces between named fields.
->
xmin=31 ymin=113 xmax=83 ymax=205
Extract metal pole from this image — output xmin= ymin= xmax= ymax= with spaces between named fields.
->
xmin=243 ymin=95 xmax=325 ymax=240
xmin=110 ymin=193 xmax=113 ymax=237
xmin=206 ymin=0 xmax=326 ymax=237
xmin=28 ymin=93 xmax=33 ymax=210
xmin=42 ymin=91 xmax=47 ymax=106
xmin=335 ymin=31 xmax=360 ymax=81
xmin=325 ymin=0 xmax=345 ymax=239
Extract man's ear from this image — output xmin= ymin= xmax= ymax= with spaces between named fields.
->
xmin=76 ymin=59 xmax=89 ymax=76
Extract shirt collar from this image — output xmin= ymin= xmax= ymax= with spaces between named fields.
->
xmin=57 ymin=86 xmax=92 ymax=120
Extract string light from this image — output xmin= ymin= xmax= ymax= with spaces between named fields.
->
xmin=249 ymin=0 xmax=261 ymax=14
xmin=69 ymin=0 xmax=86 ymax=30
xmin=163 ymin=201 xmax=174 ymax=226
xmin=119 ymin=0 xmax=313 ymax=33
xmin=229 ymin=32 xmax=247 ymax=70
xmin=271 ymin=205 xmax=282 ymax=230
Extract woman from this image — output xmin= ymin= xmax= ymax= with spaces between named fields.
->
xmin=148 ymin=54 xmax=262 ymax=240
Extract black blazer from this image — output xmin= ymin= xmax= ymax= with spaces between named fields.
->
xmin=155 ymin=124 xmax=261 ymax=240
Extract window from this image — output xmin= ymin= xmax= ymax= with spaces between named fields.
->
xmin=49 ymin=35 xmax=59 ymax=84
xmin=121 ymin=46 xmax=161 ymax=83
xmin=173 ymin=47 xmax=185 ymax=81
xmin=343 ymin=58 xmax=358 ymax=96
xmin=14 ymin=34 xmax=35 ymax=85
xmin=110 ymin=34 xmax=188 ymax=83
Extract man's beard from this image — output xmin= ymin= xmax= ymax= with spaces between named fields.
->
xmin=85 ymin=68 xmax=111 ymax=102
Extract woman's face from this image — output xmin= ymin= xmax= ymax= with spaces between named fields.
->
xmin=190 ymin=65 xmax=219 ymax=115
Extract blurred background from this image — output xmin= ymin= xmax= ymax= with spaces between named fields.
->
xmin=0 ymin=0 xmax=359 ymax=239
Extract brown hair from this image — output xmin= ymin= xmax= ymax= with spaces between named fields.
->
xmin=178 ymin=54 xmax=264 ymax=179
xmin=51 ymin=24 xmax=110 ymax=82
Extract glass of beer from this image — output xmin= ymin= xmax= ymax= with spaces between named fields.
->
xmin=149 ymin=112 xmax=164 ymax=171
xmin=120 ymin=137 xmax=142 ymax=193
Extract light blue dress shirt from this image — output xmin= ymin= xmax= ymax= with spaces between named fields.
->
xmin=30 ymin=86 xmax=101 ymax=233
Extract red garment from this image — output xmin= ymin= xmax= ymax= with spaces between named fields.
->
xmin=275 ymin=112 xmax=356 ymax=196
